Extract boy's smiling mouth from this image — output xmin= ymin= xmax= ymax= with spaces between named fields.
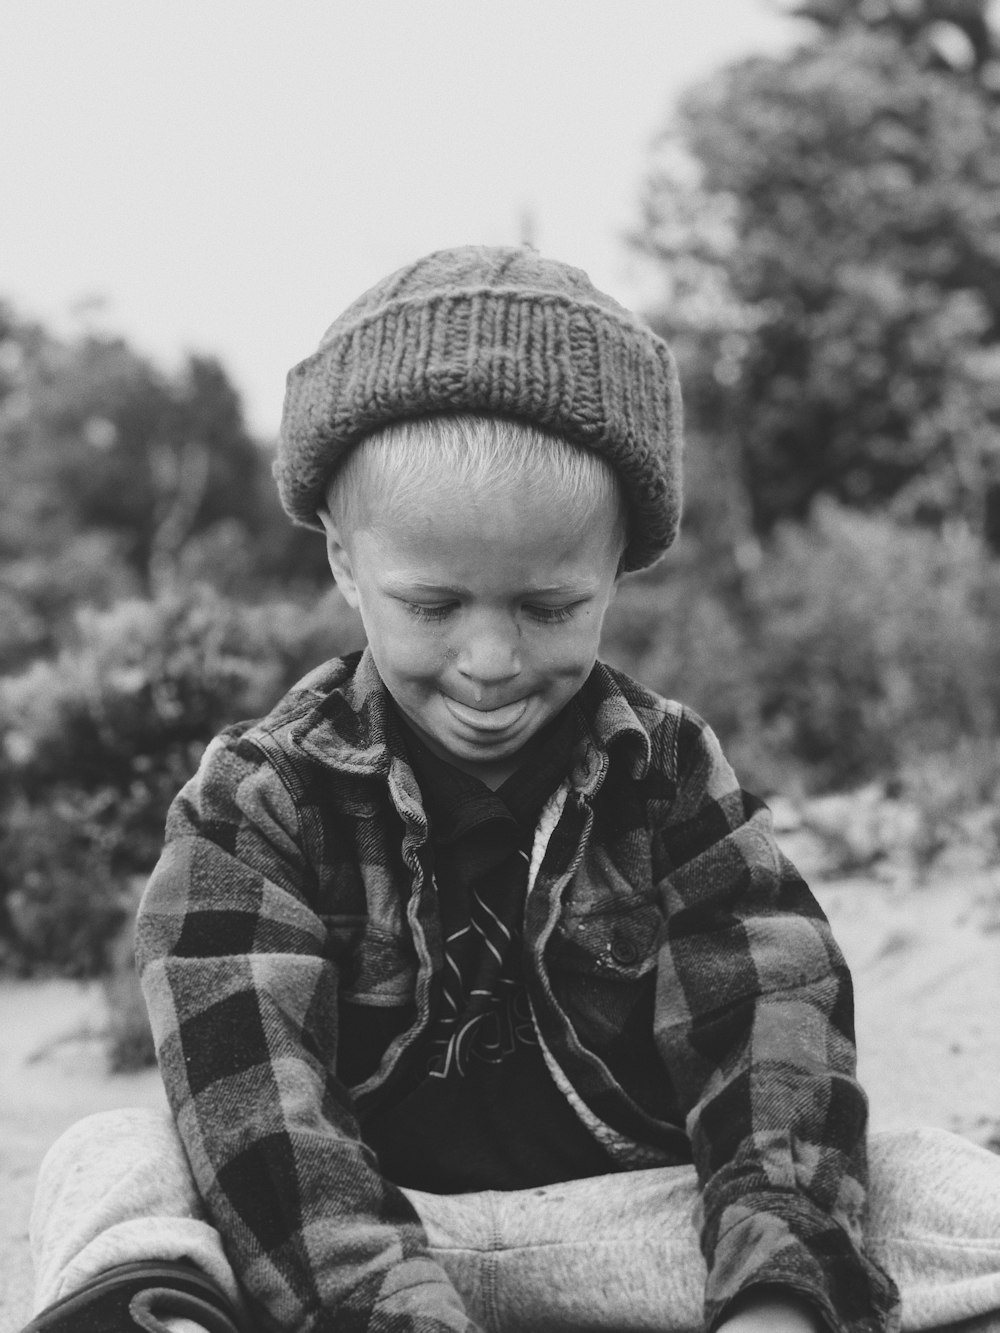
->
xmin=441 ymin=695 xmax=530 ymax=733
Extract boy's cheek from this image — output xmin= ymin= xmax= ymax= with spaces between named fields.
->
xmin=366 ymin=625 xmax=443 ymax=684
xmin=535 ymin=626 xmax=605 ymax=677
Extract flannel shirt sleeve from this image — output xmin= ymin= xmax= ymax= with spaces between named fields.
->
xmin=135 ymin=726 xmax=477 ymax=1333
xmin=653 ymin=711 xmax=900 ymax=1333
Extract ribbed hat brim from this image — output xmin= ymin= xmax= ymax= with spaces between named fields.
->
xmin=276 ymin=284 xmax=682 ymax=571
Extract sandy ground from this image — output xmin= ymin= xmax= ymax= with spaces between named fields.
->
xmin=1 ymin=870 xmax=998 ymax=1332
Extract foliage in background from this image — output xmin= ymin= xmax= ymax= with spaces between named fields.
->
xmin=0 ymin=306 xmax=329 ymax=672
xmin=634 ymin=0 xmax=1000 ymax=549
xmin=0 ymin=305 xmax=344 ymax=982
xmin=787 ymin=0 xmax=1000 ymax=75
xmin=0 ymin=584 xmax=364 ymax=974
xmin=602 ymin=504 xmax=1000 ymax=795
xmin=613 ymin=0 xmax=1000 ymax=880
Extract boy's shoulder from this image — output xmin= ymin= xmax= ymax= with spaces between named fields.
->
xmin=214 ymin=649 xmax=392 ymax=778
xmin=590 ymin=657 xmax=693 ymax=730
xmin=262 ymin=650 xmax=366 ymax=725
xmin=577 ymin=659 xmax=725 ymax=791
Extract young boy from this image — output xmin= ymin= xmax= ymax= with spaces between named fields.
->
xmin=23 ymin=247 xmax=1000 ymax=1333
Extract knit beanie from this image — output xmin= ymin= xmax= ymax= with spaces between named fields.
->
xmin=275 ymin=245 xmax=683 ymax=570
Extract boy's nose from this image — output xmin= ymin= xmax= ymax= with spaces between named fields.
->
xmin=455 ymin=627 xmax=522 ymax=691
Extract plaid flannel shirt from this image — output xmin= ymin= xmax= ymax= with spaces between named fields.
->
xmin=137 ymin=648 xmax=899 ymax=1333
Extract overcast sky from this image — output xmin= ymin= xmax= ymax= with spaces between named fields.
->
xmin=1 ymin=1 xmax=801 ymax=437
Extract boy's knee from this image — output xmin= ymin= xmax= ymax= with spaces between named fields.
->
xmin=38 ymin=1107 xmax=174 ymax=1182
xmin=32 ymin=1107 xmax=188 ymax=1247
xmin=867 ymin=1124 xmax=1000 ymax=1241
xmin=869 ymin=1123 xmax=989 ymax=1175
xmin=47 ymin=1106 xmax=169 ymax=1149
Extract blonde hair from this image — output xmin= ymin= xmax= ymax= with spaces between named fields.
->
xmin=324 ymin=414 xmax=629 ymax=557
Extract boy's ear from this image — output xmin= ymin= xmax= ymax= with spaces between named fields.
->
xmin=317 ymin=508 xmax=361 ymax=609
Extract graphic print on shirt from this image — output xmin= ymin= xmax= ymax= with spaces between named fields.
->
xmin=428 ymin=853 xmax=538 ymax=1078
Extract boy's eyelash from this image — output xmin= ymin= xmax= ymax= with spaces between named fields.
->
xmin=405 ymin=602 xmax=453 ymax=622
xmin=528 ymin=604 xmax=575 ymax=624
xmin=403 ymin=602 xmax=577 ymax=624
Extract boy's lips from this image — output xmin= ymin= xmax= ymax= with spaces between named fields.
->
xmin=441 ymin=695 xmax=530 ymax=733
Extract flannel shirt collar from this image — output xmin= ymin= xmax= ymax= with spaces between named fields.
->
xmin=288 ymin=648 xmax=652 ymax=795
xmin=395 ymin=702 xmax=582 ymax=843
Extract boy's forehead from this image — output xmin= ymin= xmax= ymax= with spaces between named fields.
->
xmin=359 ymin=486 xmax=623 ymax=589
xmin=375 ymin=465 xmax=620 ymax=535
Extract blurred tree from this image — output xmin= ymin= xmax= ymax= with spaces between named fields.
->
xmin=783 ymin=0 xmax=1000 ymax=79
xmin=0 ymin=584 xmax=363 ymax=973
xmin=0 ymin=307 xmax=353 ymax=975
xmin=634 ymin=2 xmax=1000 ymax=547
xmin=0 ymin=304 xmax=329 ymax=667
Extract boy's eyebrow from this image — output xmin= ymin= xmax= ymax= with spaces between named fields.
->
xmin=381 ymin=576 xmax=595 ymax=597
xmin=381 ymin=578 xmax=467 ymax=595
xmin=523 ymin=583 xmax=595 ymax=596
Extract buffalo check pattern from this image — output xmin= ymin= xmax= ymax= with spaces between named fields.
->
xmin=136 ymin=649 xmax=900 ymax=1333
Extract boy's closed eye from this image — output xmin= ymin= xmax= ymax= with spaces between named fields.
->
xmin=401 ymin=600 xmax=582 ymax=625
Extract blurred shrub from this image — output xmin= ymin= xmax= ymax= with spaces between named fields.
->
xmin=0 ymin=582 xmax=364 ymax=975
xmin=747 ymin=504 xmax=1000 ymax=790
xmin=0 ymin=532 xmax=143 ymax=677
xmin=602 ymin=504 xmax=1000 ymax=798
xmin=892 ymin=738 xmax=1000 ymax=872
xmin=0 ymin=583 xmax=49 ymax=677
xmin=602 ymin=554 xmax=761 ymax=754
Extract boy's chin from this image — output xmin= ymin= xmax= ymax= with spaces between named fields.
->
xmin=411 ymin=709 xmax=543 ymax=786
xmin=428 ymin=728 xmax=532 ymax=770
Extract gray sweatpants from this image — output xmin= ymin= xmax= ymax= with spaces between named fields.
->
xmin=29 ymin=1109 xmax=1000 ymax=1332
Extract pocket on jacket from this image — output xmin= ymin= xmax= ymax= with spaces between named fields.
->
xmin=542 ymin=900 xmax=662 ymax=1058
xmin=547 ymin=900 xmax=661 ymax=980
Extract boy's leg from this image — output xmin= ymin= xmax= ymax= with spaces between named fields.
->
xmin=866 ymin=1127 xmax=1000 ymax=1332
xmin=28 ymin=1107 xmax=246 ymax=1331
xmin=27 ymin=1112 xmax=1000 ymax=1332
xmin=403 ymin=1127 xmax=1000 ymax=1333
xmin=402 ymin=1166 xmax=707 ymax=1333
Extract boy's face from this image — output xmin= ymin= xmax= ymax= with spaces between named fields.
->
xmin=320 ymin=471 xmax=622 ymax=788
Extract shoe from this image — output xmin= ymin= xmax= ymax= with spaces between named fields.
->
xmin=20 ymin=1259 xmax=246 ymax=1333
